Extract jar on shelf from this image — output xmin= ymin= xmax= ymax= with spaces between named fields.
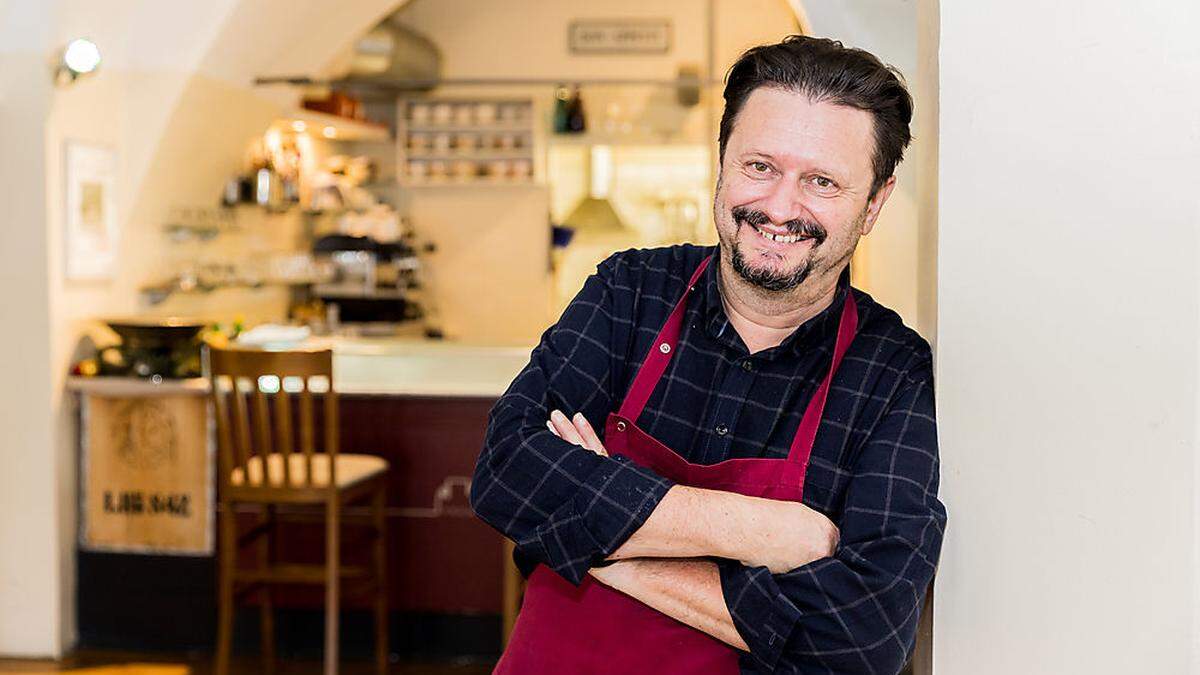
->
xmin=407 ymin=161 xmax=428 ymax=182
xmin=475 ymin=102 xmax=497 ymax=124
xmin=408 ymin=133 xmax=430 ymax=152
xmin=486 ymin=160 xmax=511 ymax=180
xmin=455 ymin=132 xmax=479 ymax=153
xmin=410 ymin=103 xmax=431 ymax=125
xmin=512 ymin=159 xmax=533 ymax=181
xmin=427 ymin=160 xmax=449 ymax=181
xmin=432 ymin=103 xmax=453 ymax=125
xmin=454 ymin=104 xmax=474 ymax=126
xmin=452 ymin=160 xmax=477 ymax=181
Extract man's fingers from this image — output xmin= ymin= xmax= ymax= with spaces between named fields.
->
xmin=572 ymin=413 xmax=608 ymax=456
xmin=548 ymin=410 xmax=608 ymax=458
xmin=550 ymin=409 xmax=586 ymax=446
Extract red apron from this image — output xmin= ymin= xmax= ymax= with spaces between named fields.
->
xmin=496 ymin=255 xmax=859 ymax=674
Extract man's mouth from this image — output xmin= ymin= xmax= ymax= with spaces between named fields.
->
xmin=730 ymin=206 xmax=826 ymax=247
xmin=749 ymin=222 xmax=811 ymax=244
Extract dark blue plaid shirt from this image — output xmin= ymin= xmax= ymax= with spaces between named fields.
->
xmin=471 ymin=244 xmax=945 ymax=674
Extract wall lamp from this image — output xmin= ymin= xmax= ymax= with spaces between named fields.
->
xmin=55 ymin=38 xmax=101 ymax=86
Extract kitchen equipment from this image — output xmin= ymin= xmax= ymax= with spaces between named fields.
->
xmin=99 ymin=318 xmax=207 ymax=378
xmin=310 ymin=234 xmax=424 ymax=325
xmin=562 ymin=145 xmax=628 ymax=233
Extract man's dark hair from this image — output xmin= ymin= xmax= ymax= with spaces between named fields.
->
xmin=718 ymin=35 xmax=913 ymax=196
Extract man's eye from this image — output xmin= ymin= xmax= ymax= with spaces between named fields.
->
xmin=750 ymin=162 xmax=771 ymax=173
xmin=810 ymin=176 xmax=837 ymax=191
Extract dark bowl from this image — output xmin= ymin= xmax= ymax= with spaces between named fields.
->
xmin=103 ymin=318 xmax=207 ymax=352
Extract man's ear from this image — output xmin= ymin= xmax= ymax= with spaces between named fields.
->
xmin=861 ymin=175 xmax=896 ymax=236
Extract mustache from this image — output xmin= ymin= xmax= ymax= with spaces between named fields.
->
xmin=731 ymin=206 xmax=827 ymax=245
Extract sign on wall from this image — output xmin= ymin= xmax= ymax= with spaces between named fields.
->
xmin=569 ymin=19 xmax=672 ymax=55
xmin=80 ymin=394 xmax=212 ymax=555
xmin=64 ymin=141 xmax=119 ymax=281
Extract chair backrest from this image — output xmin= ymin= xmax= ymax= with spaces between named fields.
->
xmin=207 ymin=346 xmax=338 ymax=495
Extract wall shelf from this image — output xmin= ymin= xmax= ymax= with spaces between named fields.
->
xmin=398 ymin=97 xmax=536 ymax=185
xmin=272 ymin=109 xmax=391 ymax=142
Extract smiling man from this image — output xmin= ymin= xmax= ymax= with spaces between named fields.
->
xmin=471 ymin=36 xmax=945 ymax=674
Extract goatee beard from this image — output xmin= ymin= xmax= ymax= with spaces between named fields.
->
xmin=730 ymin=244 xmax=814 ymax=292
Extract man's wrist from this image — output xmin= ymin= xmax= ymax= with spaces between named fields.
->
xmin=670 ymin=485 xmax=748 ymax=561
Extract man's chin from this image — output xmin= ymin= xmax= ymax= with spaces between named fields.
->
xmin=730 ymin=246 xmax=812 ymax=293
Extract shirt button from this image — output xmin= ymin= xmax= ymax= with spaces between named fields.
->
xmin=741 ymin=359 xmax=754 ymax=372
xmin=715 ymin=424 xmax=729 ymax=436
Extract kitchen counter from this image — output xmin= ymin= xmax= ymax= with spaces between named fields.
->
xmin=66 ymin=375 xmax=210 ymax=397
xmin=310 ymin=336 xmax=532 ymax=397
xmin=66 ymin=337 xmax=534 ymax=398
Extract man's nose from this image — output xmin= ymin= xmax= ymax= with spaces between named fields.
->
xmin=759 ymin=177 xmax=810 ymax=226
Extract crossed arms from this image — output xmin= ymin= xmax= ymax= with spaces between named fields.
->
xmin=546 ymin=409 xmax=840 ymax=652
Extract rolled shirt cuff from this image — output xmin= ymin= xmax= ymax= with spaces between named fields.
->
xmin=534 ymin=454 xmax=673 ymax=585
xmin=718 ymin=559 xmax=803 ymax=672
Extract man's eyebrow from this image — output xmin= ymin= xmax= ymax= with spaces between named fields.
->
xmin=738 ymin=150 xmax=852 ymax=182
xmin=738 ymin=151 xmax=776 ymax=161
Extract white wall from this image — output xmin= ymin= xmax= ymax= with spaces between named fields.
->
xmin=934 ymin=2 xmax=1200 ymax=672
xmin=0 ymin=0 xmax=61 ymax=656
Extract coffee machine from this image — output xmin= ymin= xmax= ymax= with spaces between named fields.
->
xmin=310 ymin=234 xmax=425 ymax=327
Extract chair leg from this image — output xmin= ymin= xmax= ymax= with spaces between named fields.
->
xmin=259 ymin=504 xmax=277 ymax=675
xmin=502 ymin=539 xmax=522 ymax=647
xmin=373 ymin=483 xmax=389 ymax=675
xmin=216 ymin=504 xmax=236 ymax=675
xmin=325 ymin=494 xmax=340 ymax=675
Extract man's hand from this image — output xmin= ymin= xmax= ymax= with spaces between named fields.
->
xmin=723 ymin=493 xmax=839 ymax=573
xmin=547 ymin=409 xmax=608 ymax=456
xmin=547 ymin=410 xmax=839 ymax=574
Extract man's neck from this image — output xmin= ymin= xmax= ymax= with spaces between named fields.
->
xmin=716 ymin=260 xmax=841 ymax=355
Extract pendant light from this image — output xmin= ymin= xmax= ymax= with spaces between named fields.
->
xmin=562 ymin=145 xmax=628 ymax=234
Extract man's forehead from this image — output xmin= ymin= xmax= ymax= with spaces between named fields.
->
xmin=729 ymin=87 xmax=875 ymax=176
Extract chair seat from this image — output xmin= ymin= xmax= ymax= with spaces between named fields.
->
xmin=231 ymin=453 xmax=388 ymax=490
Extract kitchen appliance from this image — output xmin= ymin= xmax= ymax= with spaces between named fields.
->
xmin=98 ymin=318 xmax=207 ymax=378
xmin=310 ymin=234 xmax=424 ymax=325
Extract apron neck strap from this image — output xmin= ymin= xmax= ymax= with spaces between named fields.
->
xmin=617 ymin=255 xmax=712 ymax=422
xmin=786 ymin=289 xmax=858 ymax=463
xmin=616 ymin=254 xmax=860 ymax=467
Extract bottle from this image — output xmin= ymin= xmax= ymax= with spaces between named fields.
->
xmin=553 ymin=85 xmax=571 ymax=133
xmin=566 ymin=85 xmax=587 ymax=133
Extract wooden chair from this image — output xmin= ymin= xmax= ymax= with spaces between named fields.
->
xmin=208 ymin=346 xmax=389 ymax=675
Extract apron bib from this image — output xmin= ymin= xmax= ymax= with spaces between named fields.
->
xmin=496 ymin=255 xmax=859 ymax=674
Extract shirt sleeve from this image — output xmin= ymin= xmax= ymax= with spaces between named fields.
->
xmin=718 ymin=366 xmax=946 ymax=673
xmin=470 ymin=255 xmax=675 ymax=586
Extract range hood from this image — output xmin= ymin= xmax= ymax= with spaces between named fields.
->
xmin=563 ymin=145 xmax=628 ymax=234
xmin=329 ymin=16 xmax=441 ymax=87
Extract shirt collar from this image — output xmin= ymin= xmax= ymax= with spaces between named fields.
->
xmin=698 ymin=246 xmax=851 ymax=360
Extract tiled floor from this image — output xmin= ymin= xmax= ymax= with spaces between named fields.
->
xmin=0 ymin=651 xmax=493 ymax=675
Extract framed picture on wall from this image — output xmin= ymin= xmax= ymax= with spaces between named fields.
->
xmin=64 ymin=141 xmax=118 ymax=281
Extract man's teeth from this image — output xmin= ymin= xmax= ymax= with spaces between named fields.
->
xmin=753 ymin=225 xmax=805 ymax=244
